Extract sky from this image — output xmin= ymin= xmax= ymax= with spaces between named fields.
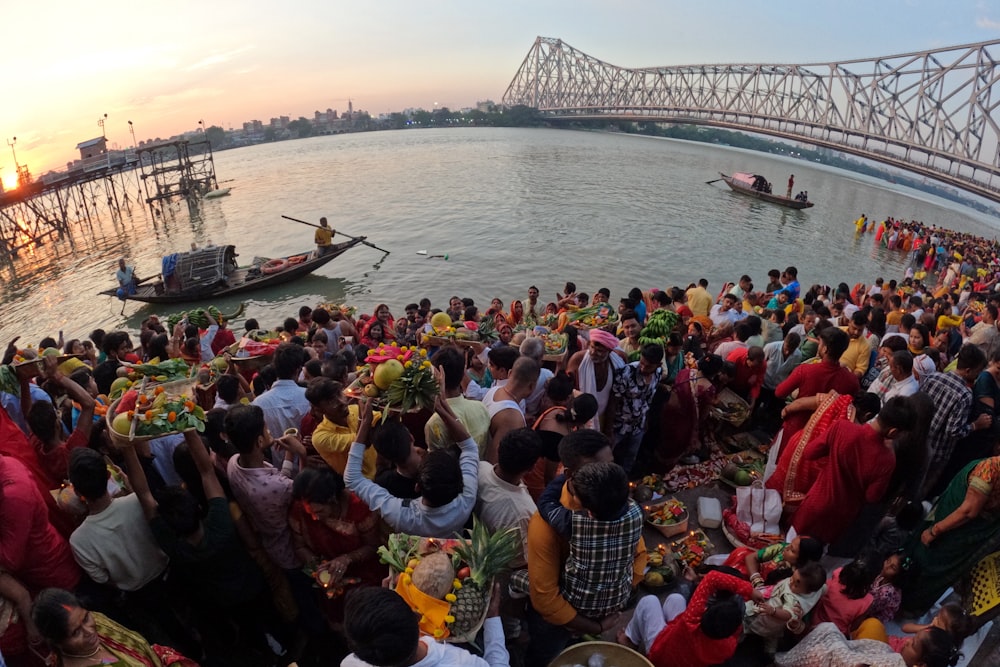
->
xmin=2 ymin=0 xmax=1000 ymax=184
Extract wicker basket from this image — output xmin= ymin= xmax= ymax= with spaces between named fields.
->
xmin=550 ymin=641 xmax=653 ymax=667
xmin=645 ymin=497 xmax=690 ymax=538
xmin=105 ymin=386 xmax=198 ymax=445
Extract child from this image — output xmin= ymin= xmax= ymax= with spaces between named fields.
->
xmin=865 ymin=501 xmax=924 ymax=559
xmin=744 ymin=562 xmax=827 ymax=652
xmin=342 ymin=586 xmax=508 ymax=667
xmin=810 ymin=559 xmax=879 ymax=635
xmin=867 ymin=550 xmax=915 ymax=623
xmin=723 ymin=536 xmax=824 ymax=587
xmin=889 ymin=602 xmax=970 ymax=652
xmin=536 ymin=461 xmax=644 ymax=618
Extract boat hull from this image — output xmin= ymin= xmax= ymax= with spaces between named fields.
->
xmin=719 ymin=173 xmax=814 ymax=209
xmin=100 ymin=239 xmax=363 ymax=304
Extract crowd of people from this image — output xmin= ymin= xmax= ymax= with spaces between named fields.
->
xmin=6 ymin=219 xmax=1000 ymax=667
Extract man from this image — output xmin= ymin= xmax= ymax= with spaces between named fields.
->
xmin=765 ymin=269 xmax=783 ymax=294
xmin=786 ymin=174 xmax=794 ymax=199
xmin=609 ymin=343 xmax=664 ymax=474
xmin=522 ymin=430 xmax=647 ymax=667
xmin=714 ymin=320 xmax=752 ymax=359
xmin=710 ymin=293 xmax=743 ymax=328
xmin=464 ymin=344 xmax=518 ymax=402
xmin=868 ymin=350 xmax=919 ymax=402
xmin=527 ymin=285 xmax=540 ymax=318
xmin=484 ymin=357 xmax=540 ymax=464
xmin=884 ymin=293 xmax=905 ymax=333
xmin=791 ymin=396 xmax=914 ymax=546
xmin=346 ymin=394 xmax=478 ymax=537
xmin=519 ymin=337 xmax=554 ymax=420
xmin=619 ymin=309 xmax=642 ymax=356
xmin=966 ymin=303 xmax=1000 ymax=359
xmin=773 ymin=266 xmax=801 ymax=302
xmin=755 ymin=333 xmax=801 ymax=428
xmin=725 ymin=346 xmax=767 ymax=411
xmin=685 ymin=279 xmax=713 ymax=317
xmin=252 ymin=343 xmax=310 ymax=467
xmin=314 ymin=216 xmax=334 ymax=255
xmin=907 ymin=295 xmax=925 ymax=320
xmin=305 ymin=377 xmax=377 ymax=478
xmin=840 ymin=311 xmax=873 ymax=378
xmin=476 ymin=428 xmax=541 ymax=566
xmin=425 ymin=347 xmax=490 ymax=456
xmin=92 ymin=331 xmax=132 ymax=395
xmin=566 ymin=328 xmax=626 ymax=432
xmin=728 ymin=275 xmax=753 ymax=300
xmin=115 ymin=258 xmax=139 ymax=300
xmin=373 ymin=419 xmax=424 ymax=499
xmin=920 ymin=344 xmax=991 ymax=498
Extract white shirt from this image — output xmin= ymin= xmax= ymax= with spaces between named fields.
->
xmin=345 ymin=437 xmax=479 ymax=537
xmin=341 ymin=617 xmax=509 ymax=667
xmin=253 ymin=379 xmax=310 ymax=465
xmin=476 ymin=462 xmax=536 ymax=566
xmin=70 ymin=494 xmax=169 ymax=591
xmin=762 ymin=341 xmax=803 ymax=390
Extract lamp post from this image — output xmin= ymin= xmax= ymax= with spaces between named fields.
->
xmin=98 ymin=113 xmax=108 ymax=139
xmin=6 ymin=137 xmax=17 ymax=169
xmin=127 ymin=120 xmax=136 ymax=149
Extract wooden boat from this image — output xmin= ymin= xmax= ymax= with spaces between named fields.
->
xmin=719 ymin=172 xmax=814 ymax=209
xmin=100 ymin=239 xmax=365 ymax=304
xmin=203 ymin=187 xmax=231 ymax=199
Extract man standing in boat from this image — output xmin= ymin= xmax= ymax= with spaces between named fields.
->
xmin=115 ymin=258 xmax=139 ymax=300
xmin=786 ymin=174 xmax=795 ymax=199
xmin=315 ymin=216 xmax=334 ymax=256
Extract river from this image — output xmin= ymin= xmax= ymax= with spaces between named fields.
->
xmin=2 ymin=127 xmax=998 ymax=345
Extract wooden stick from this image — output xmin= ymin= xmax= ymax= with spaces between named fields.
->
xmin=280 ymin=215 xmax=390 ymax=254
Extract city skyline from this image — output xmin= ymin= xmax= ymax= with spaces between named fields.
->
xmin=3 ymin=0 xmax=999 ymax=188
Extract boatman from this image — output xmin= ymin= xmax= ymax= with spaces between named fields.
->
xmin=786 ymin=174 xmax=795 ymax=199
xmin=115 ymin=258 xmax=139 ymax=300
xmin=315 ymin=216 xmax=334 ymax=256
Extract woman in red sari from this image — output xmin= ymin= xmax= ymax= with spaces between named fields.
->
xmin=653 ymin=354 xmax=724 ymax=471
xmin=507 ymin=300 xmax=525 ymax=328
xmin=288 ymin=466 xmax=385 ymax=622
xmin=766 ymin=391 xmax=880 ymax=514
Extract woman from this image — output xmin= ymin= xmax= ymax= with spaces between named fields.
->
xmin=288 ymin=467 xmax=385 ymax=619
xmin=653 ymin=354 xmax=723 ymax=471
xmin=775 ymin=622 xmax=961 ymax=667
xmin=372 ymin=304 xmax=395 ymax=341
xmin=902 ymin=455 xmax=1000 ymax=615
xmin=360 ymin=321 xmax=389 ymax=348
xmin=766 ymin=391 xmax=881 ymax=512
xmin=63 ymin=339 xmax=85 ymax=357
xmin=525 ymin=389 xmax=598 ymax=500
xmin=31 ymin=588 xmax=196 ymax=667
xmin=682 ymin=321 xmax=708 ymax=362
xmin=507 ymin=300 xmax=525 ymax=328
xmin=908 ymin=323 xmax=937 ymax=385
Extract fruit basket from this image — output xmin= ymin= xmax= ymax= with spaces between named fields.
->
xmin=667 ymin=529 xmax=714 ymax=569
xmin=106 ymin=378 xmax=206 ymax=444
xmin=717 ymin=453 xmax=765 ymax=488
xmin=567 ymin=303 xmax=619 ymax=332
xmin=551 ymin=641 xmax=654 ymax=667
xmin=12 ymin=353 xmax=86 ymax=379
xmin=641 ymin=547 xmax=679 ymax=592
xmin=710 ymin=387 xmax=750 ymax=426
xmin=345 ymin=344 xmax=438 ymax=413
xmin=377 ymin=519 xmax=518 ymax=644
xmin=644 ymin=497 xmax=689 ymax=538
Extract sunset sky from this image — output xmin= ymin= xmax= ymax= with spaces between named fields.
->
xmin=3 ymin=0 xmax=999 ymax=184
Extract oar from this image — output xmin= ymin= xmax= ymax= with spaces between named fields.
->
xmin=705 ymin=178 xmax=724 ymax=185
xmin=281 ymin=215 xmax=390 ymax=254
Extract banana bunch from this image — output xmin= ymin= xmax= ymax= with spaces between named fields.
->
xmin=647 ymin=551 xmax=664 ymax=566
xmin=639 ymin=309 xmax=681 ymax=345
xmin=167 ymin=303 xmax=245 ymax=330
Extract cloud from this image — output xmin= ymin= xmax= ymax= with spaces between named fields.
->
xmin=976 ymin=16 xmax=1000 ymax=29
xmin=185 ymin=46 xmax=255 ymax=72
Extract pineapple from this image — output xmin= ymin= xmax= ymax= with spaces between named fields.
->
xmin=447 ymin=519 xmax=519 ymax=637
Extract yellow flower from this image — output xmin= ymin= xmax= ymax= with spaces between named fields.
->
xmin=422 ymin=361 xmax=431 ymax=369
xmin=433 ymin=629 xmax=444 ymax=638
xmin=405 ymin=361 xmax=413 ymax=369
xmin=445 ymin=593 xmax=457 ymax=602
xmin=452 ymin=579 xmax=462 ymax=589
xmin=404 ymin=567 xmax=414 ymax=574
xmin=402 ymin=574 xmax=412 ymax=585
xmin=420 ymin=349 xmax=428 ymax=357
xmin=444 ymin=615 xmax=455 ymax=624
xmin=397 ymin=355 xmax=404 ymax=361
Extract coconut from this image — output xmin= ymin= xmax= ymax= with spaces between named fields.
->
xmin=633 ymin=485 xmax=653 ymax=502
xmin=410 ymin=551 xmax=455 ymax=600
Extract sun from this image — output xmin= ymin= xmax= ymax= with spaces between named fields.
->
xmin=1 ymin=172 xmax=17 ymax=191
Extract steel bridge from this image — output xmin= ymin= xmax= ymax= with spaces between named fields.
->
xmin=502 ymin=37 xmax=1000 ymax=204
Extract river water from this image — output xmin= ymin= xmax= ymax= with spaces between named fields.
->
xmin=2 ymin=127 xmax=998 ymax=345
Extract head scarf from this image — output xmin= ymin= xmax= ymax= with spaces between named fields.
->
xmin=588 ymin=328 xmax=619 ymax=350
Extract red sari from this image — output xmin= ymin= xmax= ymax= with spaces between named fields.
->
xmin=766 ymin=392 xmax=855 ymax=509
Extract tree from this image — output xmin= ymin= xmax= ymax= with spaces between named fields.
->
xmin=205 ymin=125 xmax=227 ymax=149
xmin=287 ymin=117 xmax=313 ymax=138
xmin=264 ymin=127 xmax=277 ymax=142
xmin=411 ymin=110 xmax=432 ymax=126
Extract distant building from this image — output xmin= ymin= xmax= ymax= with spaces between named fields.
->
xmin=75 ymin=137 xmax=107 ymax=160
xmin=476 ymin=100 xmax=495 ymax=113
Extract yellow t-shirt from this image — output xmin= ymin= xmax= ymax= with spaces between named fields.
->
xmin=312 ymin=405 xmax=377 ymax=478
xmin=314 ymin=227 xmax=333 ymax=247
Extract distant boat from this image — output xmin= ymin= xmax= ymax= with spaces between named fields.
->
xmin=718 ymin=172 xmax=814 ymax=210
xmin=204 ymin=187 xmax=231 ymax=199
xmin=99 ymin=239 xmax=366 ymax=304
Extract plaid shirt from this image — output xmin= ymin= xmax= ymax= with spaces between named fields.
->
xmin=612 ymin=362 xmax=662 ymax=435
xmin=922 ymin=371 xmax=974 ymax=489
xmin=563 ymin=500 xmax=644 ymax=616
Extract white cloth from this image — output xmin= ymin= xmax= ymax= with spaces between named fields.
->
xmin=714 ymin=340 xmax=747 ymax=360
xmin=345 ymin=438 xmax=479 ymax=537
xmin=476 ymin=462 xmax=536 ymax=566
xmin=624 ymin=593 xmax=687 ymax=653
xmin=69 ymin=494 xmax=169 ymax=591
xmin=341 ymin=617 xmax=509 ymax=667
xmin=763 ymin=341 xmax=803 ymax=389
xmin=577 ymin=350 xmax=624 ymax=429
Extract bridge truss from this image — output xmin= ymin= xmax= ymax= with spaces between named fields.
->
xmin=502 ymin=37 xmax=1000 ymax=204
